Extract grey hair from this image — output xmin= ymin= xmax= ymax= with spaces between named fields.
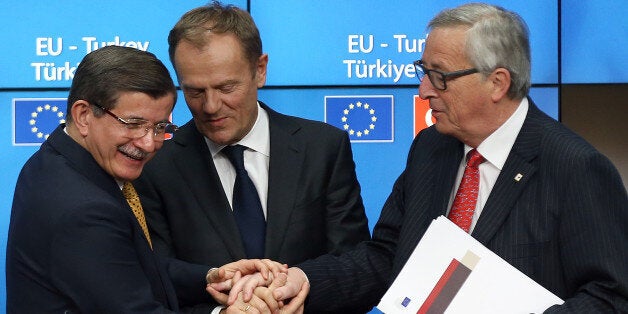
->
xmin=428 ymin=3 xmax=531 ymax=99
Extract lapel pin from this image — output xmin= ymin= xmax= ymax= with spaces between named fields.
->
xmin=514 ymin=173 xmax=523 ymax=182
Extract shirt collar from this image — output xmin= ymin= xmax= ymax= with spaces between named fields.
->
xmin=206 ymin=102 xmax=270 ymax=157
xmin=475 ymin=97 xmax=528 ymax=170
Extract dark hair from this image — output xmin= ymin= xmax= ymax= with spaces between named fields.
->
xmin=66 ymin=45 xmax=176 ymax=122
xmin=168 ymin=1 xmax=262 ymax=76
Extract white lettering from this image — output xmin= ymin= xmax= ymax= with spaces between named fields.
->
xmin=31 ymin=62 xmax=78 ymax=81
xmin=35 ymin=37 xmax=63 ymax=56
xmin=82 ymin=36 xmax=150 ymax=53
xmin=348 ymin=35 xmax=373 ymax=53
xmin=343 ymin=59 xmax=417 ymax=83
xmin=393 ymin=34 xmax=426 ymax=53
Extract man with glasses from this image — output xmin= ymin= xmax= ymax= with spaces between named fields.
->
xmin=6 ymin=45 xmax=292 ymax=313
xmin=226 ymin=3 xmax=628 ymax=313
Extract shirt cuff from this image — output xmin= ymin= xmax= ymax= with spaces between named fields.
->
xmin=210 ymin=305 xmax=225 ymax=314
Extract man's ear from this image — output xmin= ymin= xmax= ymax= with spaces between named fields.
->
xmin=489 ymin=67 xmax=511 ymax=102
xmin=70 ymin=100 xmax=93 ymax=137
xmin=255 ymin=53 xmax=268 ymax=88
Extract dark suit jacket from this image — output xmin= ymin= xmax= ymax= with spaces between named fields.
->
xmin=134 ymin=101 xmax=370 ymax=275
xmin=6 ymin=125 xmax=212 ymax=313
xmin=299 ymin=100 xmax=628 ymax=313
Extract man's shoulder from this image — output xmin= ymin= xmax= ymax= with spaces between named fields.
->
xmin=526 ymin=108 xmax=598 ymax=157
xmin=269 ymin=109 xmax=346 ymax=137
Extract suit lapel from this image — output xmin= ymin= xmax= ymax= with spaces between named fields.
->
xmin=263 ymin=105 xmax=304 ymax=259
xmin=419 ymin=134 xmax=462 ymax=246
xmin=472 ymin=101 xmax=542 ymax=245
xmin=390 ymin=129 xmax=462 ymax=272
xmin=433 ymin=141 xmax=464 ymax=217
xmin=173 ymin=123 xmax=246 ymax=258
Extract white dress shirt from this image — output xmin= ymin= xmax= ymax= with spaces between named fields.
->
xmin=205 ymin=103 xmax=270 ymax=219
xmin=447 ymin=98 xmax=529 ymax=233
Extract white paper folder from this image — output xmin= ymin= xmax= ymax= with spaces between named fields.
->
xmin=377 ymin=216 xmax=563 ymax=314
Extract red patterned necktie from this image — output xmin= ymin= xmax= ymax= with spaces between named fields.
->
xmin=448 ymin=149 xmax=485 ymax=232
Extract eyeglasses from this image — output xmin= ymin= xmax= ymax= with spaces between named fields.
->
xmin=413 ymin=59 xmax=478 ymax=91
xmin=92 ymin=103 xmax=178 ymax=142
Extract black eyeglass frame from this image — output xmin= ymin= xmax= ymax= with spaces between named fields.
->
xmin=91 ymin=102 xmax=178 ymax=141
xmin=413 ymin=59 xmax=479 ymax=91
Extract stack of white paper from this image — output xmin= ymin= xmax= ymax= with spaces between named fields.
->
xmin=377 ymin=216 xmax=563 ymax=313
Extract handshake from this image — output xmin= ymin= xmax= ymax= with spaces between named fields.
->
xmin=205 ymin=259 xmax=310 ymax=314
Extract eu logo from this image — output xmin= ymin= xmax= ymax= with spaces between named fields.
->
xmin=13 ymin=98 xmax=67 ymax=145
xmin=324 ymin=95 xmax=394 ymax=142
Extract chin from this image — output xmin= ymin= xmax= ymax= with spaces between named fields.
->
xmin=433 ymin=122 xmax=453 ymax=136
xmin=116 ymin=167 xmax=144 ymax=182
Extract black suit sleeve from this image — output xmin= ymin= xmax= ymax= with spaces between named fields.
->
xmin=163 ymin=257 xmax=216 ymax=310
xmin=322 ymin=131 xmax=372 ymax=254
xmin=134 ymin=171 xmax=178 ymax=257
xmin=49 ymin=201 xmax=177 ymax=313
xmin=544 ymin=150 xmax=628 ymax=312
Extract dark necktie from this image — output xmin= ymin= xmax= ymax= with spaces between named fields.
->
xmin=448 ymin=149 xmax=485 ymax=233
xmin=222 ymin=145 xmax=266 ymax=258
xmin=122 ymin=182 xmax=153 ymax=249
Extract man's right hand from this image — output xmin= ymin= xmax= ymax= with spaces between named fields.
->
xmin=207 ymin=259 xmax=288 ymax=290
xmin=271 ymin=267 xmax=308 ymax=303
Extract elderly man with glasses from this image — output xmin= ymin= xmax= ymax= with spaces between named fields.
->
xmin=223 ymin=3 xmax=628 ymax=313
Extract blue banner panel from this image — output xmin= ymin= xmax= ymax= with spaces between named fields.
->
xmin=0 ymin=0 xmax=246 ymax=88
xmin=251 ymin=0 xmax=558 ymax=86
xmin=562 ymin=1 xmax=628 ymax=83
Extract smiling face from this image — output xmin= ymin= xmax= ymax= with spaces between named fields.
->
xmin=418 ymin=26 xmax=498 ymax=146
xmin=173 ymin=32 xmax=267 ymax=146
xmin=75 ymin=91 xmax=175 ymax=182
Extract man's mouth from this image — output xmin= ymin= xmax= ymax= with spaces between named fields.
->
xmin=118 ymin=146 xmax=147 ymax=161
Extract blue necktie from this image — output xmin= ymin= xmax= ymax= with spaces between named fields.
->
xmin=222 ymin=145 xmax=266 ymax=258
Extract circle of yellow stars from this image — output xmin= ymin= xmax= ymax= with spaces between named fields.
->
xmin=30 ymin=104 xmax=66 ymax=140
xmin=341 ymin=101 xmax=377 ymax=137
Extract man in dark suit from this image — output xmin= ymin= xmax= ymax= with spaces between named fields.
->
xmin=5 ymin=45 xmax=290 ymax=313
xmin=230 ymin=3 xmax=628 ymax=313
xmin=133 ymin=5 xmax=370 ymax=308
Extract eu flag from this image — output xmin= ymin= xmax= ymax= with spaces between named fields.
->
xmin=325 ymin=95 xmax=394 ymax=142
xmin=13 ymin=98 xmax=67 ymax=145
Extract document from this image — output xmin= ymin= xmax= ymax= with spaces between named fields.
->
xmin=377 ymin=216 xmax=563 ymax=313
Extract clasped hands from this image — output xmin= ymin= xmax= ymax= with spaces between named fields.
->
xmin=206 ymin=259 xmax=309 ymax=314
